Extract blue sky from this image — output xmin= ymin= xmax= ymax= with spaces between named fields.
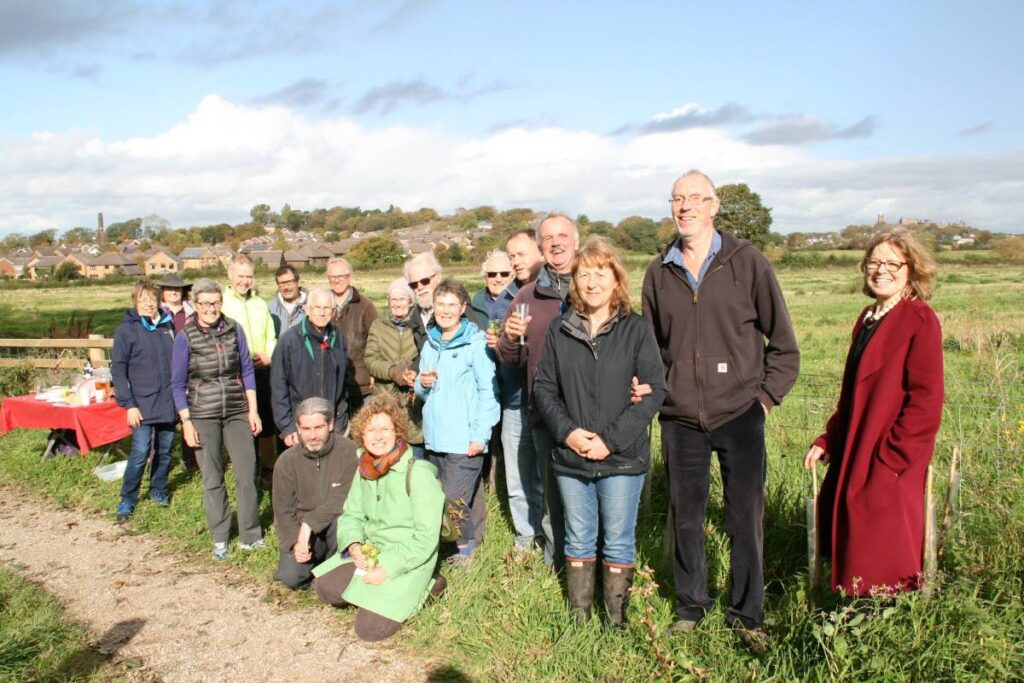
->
xmin=1 ymin=0 xmax=1022 ymax=235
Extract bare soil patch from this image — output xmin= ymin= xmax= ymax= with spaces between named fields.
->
xmin=0 ymin=485 xmax=423 ymax=682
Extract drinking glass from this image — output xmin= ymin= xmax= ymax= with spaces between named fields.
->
xmin=516 ymin=303 xmax=530 ymax=346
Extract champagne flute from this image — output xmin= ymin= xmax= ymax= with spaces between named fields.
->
xmin=516 ymin=303 xmax=530 ymax=346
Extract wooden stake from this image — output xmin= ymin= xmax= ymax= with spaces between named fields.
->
xmin=807 ymin=464 xmax=820 ymax=605
xmin=922 ymin=463 xmax=937 ymax=596
xmin=939 ymin=446 xmax=962 ymax=561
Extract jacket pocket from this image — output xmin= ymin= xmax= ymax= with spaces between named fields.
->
xmin=702 ymin=356 xmax=747 ymax=406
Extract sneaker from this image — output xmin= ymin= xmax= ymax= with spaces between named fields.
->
xmin=239 ymin=538 xmax=265 ymax=551
xmin=213 ymin=542 xmax=229 ymax=560
xmin=149 ymin=492 xmax=170 ymax=506
xmin=115 ymin=501 xmax=134 ymax=524
xmin=732 ymin=624 xmax=771 ymax=654
xmin=666 ymin=619 xmax=700 ymax=636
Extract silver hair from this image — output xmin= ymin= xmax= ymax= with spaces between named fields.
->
xmin=675 ymin=169 xmax=718 ymax=198
xmin=191 ymin=278 xmax=222 ymax=299
xmin=403 ymin=251 xmax=443 ymax=280
xmin=386 ymin=278 xmax=414 ymax=300
xmin=295 ymin=396 xmax=333 ymax=423
xmin=480 ymin=249 xmax=511 ymax=276
xmin=306 ymin=286 xmax=335 ymax=307
xmin=326 ymin=256 xmax=352 ymax=274
xmin=227 ymin=253 xmax=254 ymax=272
xmin=536 ymin=212 xmax=579 ymax=246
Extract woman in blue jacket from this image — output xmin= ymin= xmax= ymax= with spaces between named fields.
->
xmin=414 ymin=279 xmax=500 ymax=563
xmin=111 ymin=279 xmax=177 ymax=523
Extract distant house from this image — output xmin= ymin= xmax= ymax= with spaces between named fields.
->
xmin=145 ymin=249 xmax=180 ymax=274
xmin=403 ymin=241 xmax=434 ymax=255
xmin=249 ymin=250 xmax=284 ymax=269
xmin=179 ymin=246 xmax=220 ymax=271
xmin=27 ymin=255 xmax=63 ymax=280
xmin=323 ymin=241 xmax=353 ymax=257
xmin=0 ymin=256 xmax=30 ymax=279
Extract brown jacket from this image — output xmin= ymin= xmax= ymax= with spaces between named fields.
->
xmin=333 ymin=286 xmax=379 ymax=397
xmin=642 ymin=231 xmax=799 ymax=430
xmin=272 ymin=434 xmax=358 ymax=550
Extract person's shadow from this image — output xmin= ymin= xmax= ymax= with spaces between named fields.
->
xmin=52 ymin=618 xmax=146 ymax=679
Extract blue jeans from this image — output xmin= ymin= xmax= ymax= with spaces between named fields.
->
xmin=119 ymin=422 xmax=176 ymax=505
xmin=556 ymin=472 xmax=645 ymax=566
xmin=501 ymin=406 xmax=543 ymax=548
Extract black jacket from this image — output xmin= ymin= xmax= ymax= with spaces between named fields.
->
xmin=642 ymin=231 xmax=800 ymax=430
xmin=270 ymin=319 xmax=349 ymax=437
xmin=533 ymin=309 xmax=666 ymax=478
xmin=111 ymin=309 xmax=176 ymax=424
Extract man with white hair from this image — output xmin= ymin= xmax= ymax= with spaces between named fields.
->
xmin=468 ymin=250 xmax=515 ymax=331
xmin=271 ymin=287 xmax=350 ymax=445
xmin=403 ymin=251 xmax=443 ymax=347
xmin=326 ymin=256 xmax=378 ymax=413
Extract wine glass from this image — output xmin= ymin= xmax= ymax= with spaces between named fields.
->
xmin=516 ymin=303 xmax=530 ymax=346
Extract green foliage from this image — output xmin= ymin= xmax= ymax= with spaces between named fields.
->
xmin=716 ymin=183 xmax=773 ymax=249
xmin=0 ymin=364 xmax=36 ymax=396
xmin=62 ymin=226 xmax=97 ymax=243
xmin=29 ymin=228 xmax=58 ymax=247
xmin=52 ymin=261 xmax=83 ymax=281
xmin=613 ymin=216 xmax=661 ymax=253
xmin=105 ymin=217 xmax=142 ymax=243
xmin=346 ymin=235 xmax=405 ymax=269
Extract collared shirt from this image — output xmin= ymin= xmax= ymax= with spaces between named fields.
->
xmin=663 ymin=230 xmax=722 ymax=290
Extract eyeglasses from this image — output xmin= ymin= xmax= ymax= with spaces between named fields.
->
xmin=485 ymin=271 xmax=511 ymax=278
xmin=327 ymin=274 xmax=351 ymax=282
xmin=408 ymin=274 xmax=437 ymax=290
xmin=669 ymin=194 xmax=713 ymax=207
xmin=276 ymin=279 xmax=297 ymax=286
xmin=865 ymin=260 xmax=907 ymax=273
xmin=195 ymin=300 xmax=222 ymax=310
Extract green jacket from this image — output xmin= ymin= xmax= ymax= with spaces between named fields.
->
xmin=312 ymin=447 xmax=444 ymax=623
xmin=364 ymin=317 xmax=424 ymax=444
xmin=222 ymin=286 xmax=277 ymax=358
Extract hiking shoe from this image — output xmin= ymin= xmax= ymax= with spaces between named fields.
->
xmin=732 ymin=624 xmax=771 ymax=654
xmin=149 ymin=492 xmax=170 ymax=506
xmin=213 ymin=542 xmax=229 ymax=560
xmin=115 ymin=501 xmax=134 ymax=524
xmin=666 ymin=618 xmax=700 ymax=636
xmin=239 ymin=538 xmax=265 ymax=551
xmin=429 ymin=575 xmax=447 ymax=601
xmin=444 ymin=552 xmax=474 ymax=567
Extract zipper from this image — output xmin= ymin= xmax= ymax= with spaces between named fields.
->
xmin=692 ymin=263 xmax=725 ymax=429
xmin=317 ymin=455 xmax=324 ymax=506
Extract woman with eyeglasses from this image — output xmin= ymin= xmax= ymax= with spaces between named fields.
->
xmin=171 ymin=278 xmax=264 ymax=559
xmin=804 ymin=229 xmax=944 ymax=597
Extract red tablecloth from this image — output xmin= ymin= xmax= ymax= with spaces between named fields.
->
xmin=0 ymin=395 xmax=131 ymax=454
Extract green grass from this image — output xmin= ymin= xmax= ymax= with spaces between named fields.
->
xmin=0 ymin=568 xmax=119 ymax=681
xmin=2 ymin=263 xmax=1024 ymax=680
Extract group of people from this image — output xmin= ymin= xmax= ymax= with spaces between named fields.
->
xmin=108 ymin=169 xmax=944 ymax=648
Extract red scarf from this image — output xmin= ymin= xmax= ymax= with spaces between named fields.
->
xmin=358 ymin=440 xmax=406 ymax=480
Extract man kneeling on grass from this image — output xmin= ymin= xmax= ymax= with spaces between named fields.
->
xmin=272 ymin=397 xmax=359 ymax=589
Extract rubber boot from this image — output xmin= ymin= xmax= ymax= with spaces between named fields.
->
xmin=565 ymin=557 xmax=597 ymax=623
xmin=602 ymin=563 xmax=636 ymax=629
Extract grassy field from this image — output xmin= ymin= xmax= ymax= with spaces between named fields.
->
xmin=1 ymin=262 xmax=1023 ymax=681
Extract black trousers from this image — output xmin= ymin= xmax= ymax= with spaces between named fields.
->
xmin=273 ymin=518 xmax=338 ymax=589
xmin=661 ymin=400 xmax=766 ymax=629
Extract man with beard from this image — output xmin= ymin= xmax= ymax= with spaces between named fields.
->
xmin=272 ymin=397 xmax=358 ymax=589
xmin=271 ymin=287 xmax=350 ymax=445
xmin=403 ymin=251 xmax=444 ymax=348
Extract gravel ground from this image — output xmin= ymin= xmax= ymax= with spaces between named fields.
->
xmin=0 ymin=485 xmax=423 ymax=683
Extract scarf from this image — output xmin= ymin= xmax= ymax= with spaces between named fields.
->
xmin=358 ymin=439 xmax=407 ymax=480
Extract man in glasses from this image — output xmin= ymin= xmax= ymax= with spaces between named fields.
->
xmin=268 ymin=264 xmax=308 ymax=336
xmin=403 ymin=251 xmax=444 ymax=348
xmin=641 ymin=169 xmax=799 ymax=652
xmin=468 ymin=250 xmax=515 ymax=330
xmin=326 ymin=257 xmax=378 ymax=414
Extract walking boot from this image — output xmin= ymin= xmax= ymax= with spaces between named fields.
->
xmin=565 ymin=557 xmax=597 ymax=623
xmin=602 ymin=562 xmax=636 ymax=629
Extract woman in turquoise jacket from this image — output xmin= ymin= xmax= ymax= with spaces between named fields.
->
xmin=313 ymin=395 xmax=446 ymax=641
xmin=414 ymin=279 xmax=500 ymax=563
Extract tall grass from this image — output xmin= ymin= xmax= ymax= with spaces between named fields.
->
xmin=1 ymin=263 xmax=1023 ymax=680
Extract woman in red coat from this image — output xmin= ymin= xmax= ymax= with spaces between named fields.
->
xmin=804 ymin=230 xmax=943 ymax=596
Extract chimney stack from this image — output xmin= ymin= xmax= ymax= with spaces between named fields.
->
xmin=97 ymin=212 xmax=105 ymax=242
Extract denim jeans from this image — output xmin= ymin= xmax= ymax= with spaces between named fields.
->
xmin=501 ymin=406 xmax=543 ymax=548
xmin=556 ymin=472 xmax=645 ymax=566
xmin=119 ymin=422 xmax=176 ymax=505
xmin=427 ymin=450 xmax=484 ymax=548
xmin=661 ymin=400 xmax=767 ymax=629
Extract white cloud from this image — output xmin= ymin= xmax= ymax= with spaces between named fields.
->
xmin=1 ymin=94 xmax=1021 ymax=235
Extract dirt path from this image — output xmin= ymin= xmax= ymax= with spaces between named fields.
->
xmin=0 ymin=485 xmax=423 ymax=682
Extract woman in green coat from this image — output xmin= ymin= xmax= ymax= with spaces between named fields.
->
xmin=363 ymin=278 xmax=425 ymax=456
xmin=312 ymin=395 xmax=445 ymax=641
